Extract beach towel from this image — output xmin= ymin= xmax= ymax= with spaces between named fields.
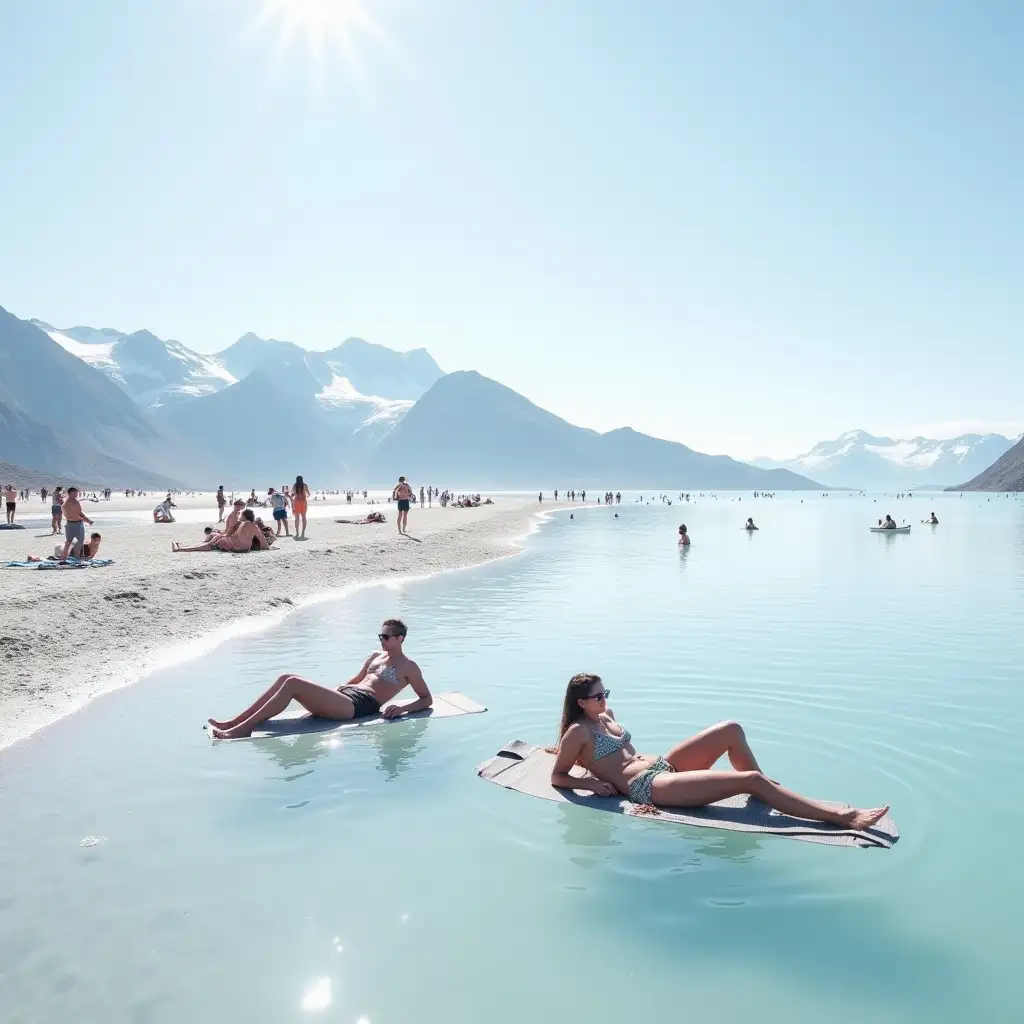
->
xmin=477 ymin=741 xmax=899 ymax=849
xmin=1 ymin=557 xmax=115 ymax=570
xmin=0 ymin=523 xmax=26 ymax=530
xmin=207 ymin=690 xmax=486 ymax=741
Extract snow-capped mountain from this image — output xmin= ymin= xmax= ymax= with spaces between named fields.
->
xmin=32 ymin=320 xmax=237 ymax=409
xmin=752 ymin=430 xmax=1017 ymax=489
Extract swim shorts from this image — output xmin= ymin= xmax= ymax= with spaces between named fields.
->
xmin=64 ymin=520 xmax=86 ymax=547
xmin=273 ymin=508 xmax=288 ymax=521
xmin=627 ymin=756 xmax=675 ymax=805
xmin=397 ymin=499 xmax=410 ymax=512
xmin=337 ymin=686 xmax=382 ymax=719
xmin=51 ymin=504 xmax=61 ymax=516
xmin=5 ymin=502 xmax=14 ymax=513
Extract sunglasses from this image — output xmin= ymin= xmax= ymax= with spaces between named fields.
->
xmin=378 ymin=633 xmax=401 ymax=642
xmin=585 ymin=689 xmax=611 ymax=701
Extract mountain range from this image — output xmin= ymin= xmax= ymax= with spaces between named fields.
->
xmin=951 ymin=435 xmax=1024 ymax=491
xmin=751 ymin=430 xmax=1017 ymax=490
xmin=2 ymin=306 xmax=824 ymax=490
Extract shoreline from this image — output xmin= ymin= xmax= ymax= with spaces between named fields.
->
xmin=0 ymin=496 xmax=566 ymax=752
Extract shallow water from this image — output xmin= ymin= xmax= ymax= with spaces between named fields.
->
xmin=1 ymin=492 xmax=1022 ymax=1023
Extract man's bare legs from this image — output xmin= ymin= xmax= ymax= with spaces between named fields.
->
xmin=209 ymin=676 xmax=357 ymax=739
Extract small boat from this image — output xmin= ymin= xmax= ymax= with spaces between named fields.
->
xmin=870 ymin=525 xmax=911 ymax=533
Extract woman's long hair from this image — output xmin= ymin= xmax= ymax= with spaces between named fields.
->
xmin=558 ymin=672 xmax=602 ymax=739
xmin=294 ymin=475 xmax=306 ymax=498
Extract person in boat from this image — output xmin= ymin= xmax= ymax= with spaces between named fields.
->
xmin=206 ymin=619 xmax=431 ymax=739
xmin=924 ymin=512 xmax=939 ymax=524
xmin=678 ymin=524 xmax=690 ymax=546
xmin=744 ymin=517 xmax=758 ymax=530
xmin=881 ymin=515 xmax=898 ymax=530
xmin=550 ymin=674 xmax=889 ymax=830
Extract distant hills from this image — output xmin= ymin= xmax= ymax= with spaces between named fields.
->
xmin=0 ymin=307 xmax=183 ymax=487
xmin=950 ymin=435 xmax=1024 ymax=491
xmin=751 ymin=429 xmax=1017 ymax=490
xmin=369 ymin=371 xmax=820 ymax=489
xmin=4 ymin=305 xmax=826 ymax=489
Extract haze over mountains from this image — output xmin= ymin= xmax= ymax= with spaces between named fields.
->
xmin=751 ymin=430 xmax=1017 ymax=490
xmin=952 ymin=435 xmax=1024 ymax=491
xmin=2 ymin=306 xmax=822 ymax=490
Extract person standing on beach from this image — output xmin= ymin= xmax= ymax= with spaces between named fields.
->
xmin=268 ymin=487 xmax=291 ymax=537
xmin=292 ymin=475 xmax=310 ymax=541
xmin=392 ymin=476 xmax=413 ymax=535
xmin=61 ymin=487 xmax=93 ymax=559
xmin=420 ymin=485 xmax=425 ymax=509
xmin=4 ymin=483 xmax=16 ymax=525
xmin=50 ymin=486 xmax=64 ymax=534
xmin=216 ymin=486 xmax=227 ymax=522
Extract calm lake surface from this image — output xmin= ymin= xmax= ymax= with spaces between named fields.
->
xmin=2 ymin=492 xmax=1022 ymax=1023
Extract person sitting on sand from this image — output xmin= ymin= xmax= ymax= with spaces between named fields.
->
xmin=172 ymin=509 xmax=268 ymax=553
xmin=745 ymin=517 xmax=758 ymax=531
xmin=678 ymin=524 xmax=690 ymax=546
xmin=153 ymin=494 xmax=176 ymax=523
xmin=206 ymin=618 xmax=431 ymax=739
xmin=550 ymin=673 xmax=890 ymax=831
xmin=79 ymin=531 xmax=102 ymax=560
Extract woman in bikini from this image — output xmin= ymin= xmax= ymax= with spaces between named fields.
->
xmin=172 ymin=509 xmax=268 ymax=552
xmin=550 ymin=673 xmax=889 ymax=831
xmin=292 ymin=475 xmax=310 ymax=541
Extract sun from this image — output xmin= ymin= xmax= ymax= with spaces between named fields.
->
xmin=252 ymin=0 xmax=386 ymax=73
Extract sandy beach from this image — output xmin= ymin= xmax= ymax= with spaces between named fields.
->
xmin=0 ymin=492 xmax=556 ymax=750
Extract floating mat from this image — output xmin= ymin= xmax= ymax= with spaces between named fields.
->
xmin=207 ymin=690 xmax=486 ymax=741
xmin=478 ymin=741 xmax=898 ymax=849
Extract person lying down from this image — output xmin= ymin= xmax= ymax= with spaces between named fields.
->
xmin=550 ymin=673 xmax=889 ymax=830
xmin=335 ymin=512 xmax=386 ymax=524
xmin=206 ymin=619 xmax=429 ymax=738
xmin=173 ymin=509 xmax=269 ymax=552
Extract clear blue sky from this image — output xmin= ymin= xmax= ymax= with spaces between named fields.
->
xmin=2 ymin=0 xmax=1022 ymax=457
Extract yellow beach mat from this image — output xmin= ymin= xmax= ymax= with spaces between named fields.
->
xmin=207 ymin=691 xmax=486 ymax=741
xmin=477 ymin=741 xmax=899 ymax=850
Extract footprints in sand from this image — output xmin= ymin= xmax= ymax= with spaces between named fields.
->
xmin=104 ymin=591 xmax=146 ymax=603
xmin=267 ymin=597 xmax=294 ymax=609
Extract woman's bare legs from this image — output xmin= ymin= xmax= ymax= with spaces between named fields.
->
xmin=297 ymin=512 xmax=307 ymax=539
xmin=665 ymin=720 xmax=762 ymax=772
xmin=650 ymin=769 xmax=889 ymax=831
xmin=172 ymin=540 xmax=219 ymax=553
xmin=211 ymin=677 xmax=357 ymax=739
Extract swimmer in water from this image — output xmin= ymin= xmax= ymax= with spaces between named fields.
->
xmin=744 ymin=517 xmax=758 ymax=531
xmin=678 ymin=524 xmax=690 ymax=546
xmin=551 ymin=674 xmax=890 ymax=831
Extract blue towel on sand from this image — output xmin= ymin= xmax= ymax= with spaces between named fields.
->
xmin=2 ymin=557 xmax=115 ymax=570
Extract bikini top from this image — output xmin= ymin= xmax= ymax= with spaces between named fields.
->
xmin=377 ymin=663 xmax=400 ymax=687
xmin=589 ymin=726 xmax=631 ymax=760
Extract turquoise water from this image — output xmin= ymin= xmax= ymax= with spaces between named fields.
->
xmin=2 ymin=493 xmax=1022 ymax=1023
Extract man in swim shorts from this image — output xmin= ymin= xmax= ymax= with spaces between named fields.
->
xmin=268 ymin=487 xmax=291 ymax=537
xmin=206 ymin=618 xmax=431 ymax=738
xmin=60 ymin=487 xmax=93 ymax=559
xmin=392 ymin=476 xmax=413 ymax=535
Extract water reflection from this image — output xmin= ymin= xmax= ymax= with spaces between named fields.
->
xmin=364 ymin=719 xmax=429 ymax=781
xmin=556 ymin=803 xmax=621 ymax=868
